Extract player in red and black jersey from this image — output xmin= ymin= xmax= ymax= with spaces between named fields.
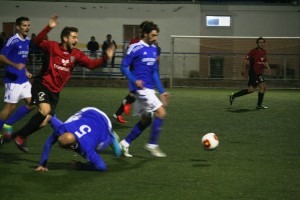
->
xmin=230 ymin=37 xmax=270 ymax=109
xmin=6 ymin=15 xmax=115 ymax=152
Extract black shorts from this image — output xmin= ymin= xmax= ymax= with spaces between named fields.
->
xmin=30 ymin=78 xmax=59 ymax=115
xmin=248 ymin=74 xmax=265 ymax=87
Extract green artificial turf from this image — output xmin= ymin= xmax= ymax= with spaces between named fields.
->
xmin=0 ymin=87 xmax=299 ymax=200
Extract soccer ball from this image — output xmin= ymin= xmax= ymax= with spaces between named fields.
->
xmin=201 ymin=133 xmax=219 ymax=150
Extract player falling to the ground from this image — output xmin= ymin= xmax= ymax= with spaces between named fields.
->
xmin=119 ymin=21 xmax=169 ymax=158
xmin=1 ymin=14 xmax=115 ymax=152
xmin=230 ymin=37 xmax=270 ymax=109
xmin=35 ymin=107 xmax=122 ymax=172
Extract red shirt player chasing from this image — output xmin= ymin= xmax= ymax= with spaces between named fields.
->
xmin=3 ymin=15 xmax=115 ymax=152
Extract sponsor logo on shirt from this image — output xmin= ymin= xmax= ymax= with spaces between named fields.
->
xmin=258 ymin=57 xmax=265 ymax=65
xmin=52 ymin=59 xmax=71 ymax=72
xmin=62 ymin=59 xmax=69 ymax=66
xmin=18 ymin=45 xmax=29 ymax=58
xmin=142 ymin=57 xmax=156 ymax=66
xmin=54 ymin=62 xmax=70 ymax=72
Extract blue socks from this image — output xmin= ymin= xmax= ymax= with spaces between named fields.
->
xmin=149 ymin=118 xmax=163 ymax=145
xmin=5 ymin=105 xmax=32 ymax=125
xmin=125 ymin=119 xmax=151 ymax=144
xmin=125 ymin=117 xmax=164 ymax=145
xmin=0 ymin=119 xmax=5 ymax=132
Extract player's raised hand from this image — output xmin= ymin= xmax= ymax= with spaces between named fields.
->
xmin=35 ymin=165 xmax=48 ymax=172
xmin=49 ymin=14 xmax=59 ymax=28
xmin=105 ymin=44 xmax=116 ymax=60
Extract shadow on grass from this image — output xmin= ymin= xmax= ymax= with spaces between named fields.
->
xmin=0 ymin=152 xmax=23 ymax=164
xmin=227 ymin=108 xmax=258 ymax=113
xmin=111 ymin=122 xmax=133 ymax=129
xmin=110 ymin=157 xmax=151 ymax=172
xmin=190 ymin=158 xmax=211 ymax=167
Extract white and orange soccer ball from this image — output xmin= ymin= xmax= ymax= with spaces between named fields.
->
xmin=201 ymin=133 xmax=219 ymax=150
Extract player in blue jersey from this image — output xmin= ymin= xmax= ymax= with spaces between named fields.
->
xmin=0 ymin=17 xmax=35 ymax=144
xmin=112 ymin=21 xmax=149 ymax=124
xmin=35 ymin=107 xmax=122 ymax=172
xmin=119 ymin=22 xmax=169 ymax=158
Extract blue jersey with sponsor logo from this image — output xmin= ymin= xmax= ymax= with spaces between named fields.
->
xmin=121 ymin=40 xmax=161 ymax=92
xmin=0 ymin=33 xmax=30 ymax=84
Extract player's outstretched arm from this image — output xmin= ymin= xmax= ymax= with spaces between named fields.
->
xmin=34 ymin=15 xmax=57 ymax=46
xmin=35 ymin=132 xmax=59 ymax=171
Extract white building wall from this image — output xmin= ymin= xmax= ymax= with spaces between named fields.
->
xmin=1 ymin=1 xmax=299 ymax=52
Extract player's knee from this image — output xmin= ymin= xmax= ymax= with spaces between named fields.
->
xmin=155 ymin=107 xmax=167 ymax=119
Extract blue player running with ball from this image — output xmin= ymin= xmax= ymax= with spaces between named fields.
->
xmin=119 ymin=21 xmax=169 ymax=158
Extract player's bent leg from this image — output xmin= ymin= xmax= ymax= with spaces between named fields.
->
xmin=5 ymin=104 xmax=34 ymax=126
xmin=12 ymin=111 xmax=48 ymax=153
xmin=145 ymin=107 xmax=166 ymax=157
xmin=110 ymin=131 xmax=122 ymax=158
